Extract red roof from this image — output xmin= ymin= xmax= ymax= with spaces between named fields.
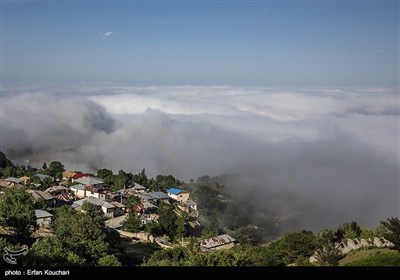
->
xmin=72 ymin=173 xmax=88 ymax=180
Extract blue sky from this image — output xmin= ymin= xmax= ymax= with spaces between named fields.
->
xmin=1 ymin=0 xmax=399 ymax=86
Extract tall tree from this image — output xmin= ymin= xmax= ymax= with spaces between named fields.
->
xmin=122 ymin=213 xmax=142 ymax=233
xmin=380 ymin=217 xmax=400 ymax=250
xmin=126 ymin=196 xmax=141 ymax=211
xmin=52 ymin=206 xmax=109 ymax=264
xmin=0 ymin=188 xmax=36 ymax=238
xmin=157 ymin=203 xmax=177 ymax=241
xmin=280 ymin=230 xmax=319 ymax=264
xmin=96 ymin=168 xmax=113 ymax=183
xmin=47 ymin=161 xmax=65 ymax=180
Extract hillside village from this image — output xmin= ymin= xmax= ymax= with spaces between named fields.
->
xmin=0 ymin=152 xmax=399 ymax=266
xmin=0 ymin=156 xmax=242 ymax=260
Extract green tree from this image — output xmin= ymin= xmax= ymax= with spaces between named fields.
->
xmin=98 ymin=255 xmax=122 ymax=266
xmin=112 ymin=170 xmax=129 ymax=191
xmin=132 ymin=169 xmax=149 ymax=188
xmin=47 ymin=161 xmax=65 ymax=180
xmin=280 ymin=230 xmax=319 ymax=264
xmin=0 ymin=188 xmax=36 ymax=238
xmin=380 ymin=217 xmax=400 ymax=250
xmin=82 ymin=202 xmax=104 ymax=224
xmin=122 ymin=212 xmax=142 ymax=233
xmin=175 ymin=217 xmax=186 ymax=239
xmin=157 ymin=203 xmax=177 ymax=241
xmin=3 ymin=166 xmax=17 ymax=178
xmin=317 ymin=229 xmax=336 ymax=246
xmin=96 ymin=168 xmax=113 ymax=181
xmin=29 ymin=236 xmax=85 ymax=266
xmin=150 ymin=174 xmax=182 ymax=192
xmin=52 ymin=206 xmax=109 ymax=264
xmin=145 ymin=222 xmax=163 ymax=236
xmin=315 ymin=243 xmax=342 ymax=266
xmin=126 ymin=195 xmax=141 ymax=211
xmin=232 ymin=226 xmax=263 ymax=245
xmin=336 ymin=221 xmax=361 ymax=241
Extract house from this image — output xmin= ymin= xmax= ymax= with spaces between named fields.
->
xmin=62 ymin=170 xmax=77 ymax=181
xmin=31 ymin=191 xmax=55 ymax=207
xmin=70 ymin=183 xmax=110 ymax=200
xmin=128 ymin=183 xmax=146 ymax=193
xmin=148 ymin=191 xmax=169 ymax=202
xmin=167 ymin=188 xmax=189 ymax=203
xmin=35 ymin=209 xmax=53 ymax=228
xmin=35 ymin=173 xmax=52 ymax=182
xmin=111 ymin=201 xmax=126 ymax=217
xmin=84 ymin=185 xmax=110 ymax=201
xmin=180 ymin=199 xmax=198 ymax=212
xmin=70 ymin=184 xmax=86 ymax=199
xmin=20 ymin=176 xmax=30 ymax=185
xmin=54 ymin=192 xmax=75 ymax=206
xmin=140 ymin=214 xmax=159 ymax=225
xmin=5 ymin=177 xmax=24 ymax=184
xmin=199 ymin=234 xmax=237 ymax=252
xmin=104 ymin=214 xmax=128 ymax=229
xmin=71 ymin=172 xmax=88 ymax=182
xmin=72 ymin=196 xmax=115 ymax=218
xmin=0 ymin=179 xmax=24 ymax=189
xmin=74 ymin=176 xmax=104 ymax=186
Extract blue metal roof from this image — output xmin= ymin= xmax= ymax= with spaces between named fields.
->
xmin=167 ymin=188 xmax=186 ymax=195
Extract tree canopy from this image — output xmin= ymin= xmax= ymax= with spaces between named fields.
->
xmin=0 ymin=188 xmax=36 ymax=239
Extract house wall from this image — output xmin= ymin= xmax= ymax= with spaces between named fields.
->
xmin=168 ymin=193 xmax=178 ymax=200
xmin=72 ymin=189 xmax=86 ymax=198
xmin=212 ymin=242 xmax=235 ymax=251
xmin=37 ymin=217 xmax=52 ymax=228
xmin=168 ymin=192 xmax=189 ymax=203
xmin=113 ymin=207 xmax=125 ymax=217
xmin=102 ymin=207 xmax=114 ymax=218
xmin=177 ymin=192 xmax=189 ymax=203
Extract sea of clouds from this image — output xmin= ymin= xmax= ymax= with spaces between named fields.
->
xmin=1 ymin=85 xmax=398 ymax=230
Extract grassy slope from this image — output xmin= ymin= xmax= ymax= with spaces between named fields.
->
xmin=339 ymin=248 xmax=392 ymax=266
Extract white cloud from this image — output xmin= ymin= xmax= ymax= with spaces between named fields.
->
xmin=1 ymin=85 xmax=399 ymax=230
xmin=99 ymin=31 xmax=113 ymax=39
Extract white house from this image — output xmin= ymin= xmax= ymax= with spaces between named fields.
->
xmin=35 ymin=209 xmax=53 ymax=228
xmin=72 ymin=196 xmax=115 ymax=218
xmin=70 ymin=184 xmax=86 ymax=199
xmin=167 ymin=188 xmax=189 ymax=203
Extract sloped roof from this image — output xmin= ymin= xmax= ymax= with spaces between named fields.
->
xmin=167 ymin=188 xmax=187 ymax=195
xmin=0 ymin=179 xmax=23 ymax=189
xmin=32 ymin=190 xmax=54 ymax=201
xmin=199 ymin=234 xmax=236 ymax=249
xmin=75 ymin=176 xmax=104 ymax=186
xmin=45 ymin=185 xmax=68 ymax=194
xmin=35 ymin=209 xmax=53 ymax=219
xmin=70 ymin=184 xmax=85 ymax=191
xmin=148 ymin=191 xmax=169 ymax=200
xmin=54 ymin=192 xmax=75 ymax=202
xmin=111 ymin=201 xmax=126 ymax=208
xmin=129 ymin=183 xmax=146 ymax=190
xmin=62 ymin=170 xmax=77 ymax=178
xmin=73 ymin=196 xmax=114 ymax=209
xmin=5 ymin=177 xmax=24 ymax=184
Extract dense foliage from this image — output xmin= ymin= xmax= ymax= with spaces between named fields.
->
xmin=0 ymin=188 xmax=36 ymax=239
